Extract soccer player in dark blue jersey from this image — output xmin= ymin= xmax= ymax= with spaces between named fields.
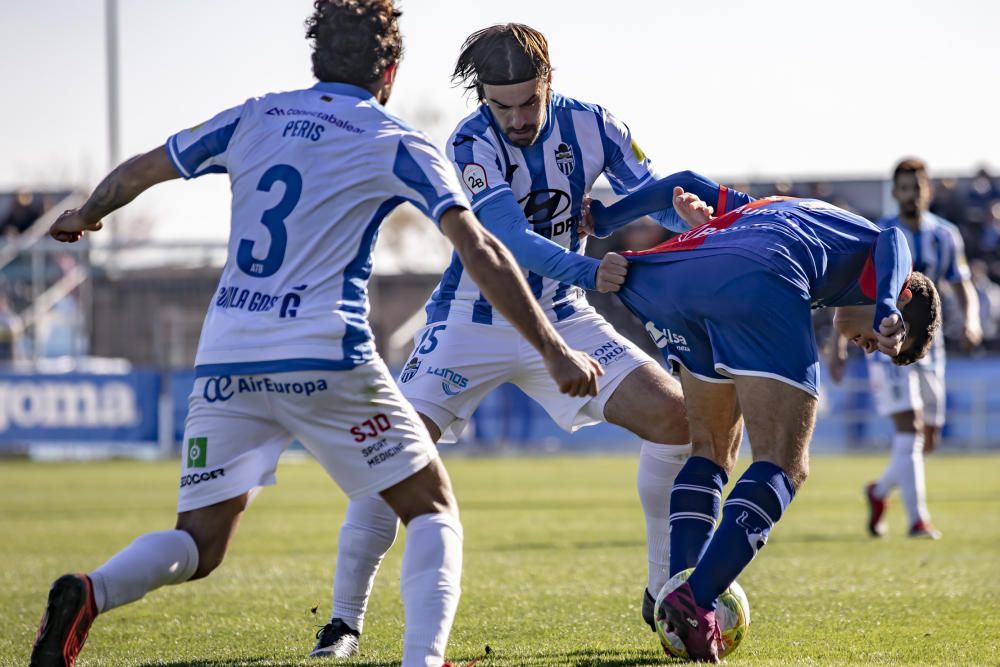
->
xmin=589 ymin=171 xmax=941 ymax=661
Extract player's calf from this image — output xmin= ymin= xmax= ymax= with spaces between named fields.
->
xmin=668 ymin=456 xmax=728 ymax=577
xmin=379 ymin=459 xmax=463 ymax=666
xmin=686 ymin=461 xmax=795 ymax=611
xmin=176 ymin=493 xmax=249 ymax=580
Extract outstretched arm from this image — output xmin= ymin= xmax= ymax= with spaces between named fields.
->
xmin=589 ymin=170 xmax=755 ymax=238
xmin=476 ymin=192 xmax=600 ymax=290
xmin=439 ymin=206 xmax=602 ymax=397
xmin=50 ymin=146 xmax=180 ymax=242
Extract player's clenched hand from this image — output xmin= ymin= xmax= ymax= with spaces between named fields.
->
xmin=596 ymin=252 xmax=628 ymax=293
xmin=875 ymin=313 xmax=906 ymax=357
xmin=50 ymin=209 xmax=102 ymax=243
xmin=544 ymin=345 xmax=603 ymax=397
xmin=673 ymin=186 xmax=713 ymax=228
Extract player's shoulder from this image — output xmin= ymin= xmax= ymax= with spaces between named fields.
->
xmin=447 ymin=108 xmax=497 ymax=159
xmin=449 ymin=108 xmax=493 ymax=143
xmin=924 ymin=211 xmax=962 ymax=237
xmin=550 ymin=92 xmax=604 ymax=116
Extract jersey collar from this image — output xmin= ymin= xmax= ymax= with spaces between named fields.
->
xmin=311 ymin=81 xmax=374 ymax=100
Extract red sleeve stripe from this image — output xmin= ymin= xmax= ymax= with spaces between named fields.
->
xmin=716 ymin=185 xmax=729 ymax=214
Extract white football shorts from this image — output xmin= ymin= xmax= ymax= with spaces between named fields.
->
xmin=865 ymin=338 xmax=946 ymax=426
xmin=177 ymin=358 xmax=436 ymax=512
xmin=399 ymin=306 xmax=656 ymax=442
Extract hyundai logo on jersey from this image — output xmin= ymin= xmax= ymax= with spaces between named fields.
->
xmin=518 ymin=189 xmax=571 ymax=223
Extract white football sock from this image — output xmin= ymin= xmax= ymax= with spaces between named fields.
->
xmin=874 ymin=432 xmax=908 ymax=498
xmin=330 ymin=494 xmax=400 ymax=632
xmin=637 ymin=441 xmax=690 ymax=596
xmin=897 ymin=431 xmax=929 ymax=524
xmin=400 ymin=512 xmax=463 ymax=667
xmin=89 ymin=529 xmax=199 ymax=613
xmin=874 ymin=432 xmax=928 ymax=524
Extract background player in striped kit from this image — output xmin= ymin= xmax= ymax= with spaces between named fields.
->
xmin=312 ymin=23 xmax=694 ymax=657
xmin=829 ymin=158 xmax=981 ymax=539
xmin=29 ymin=4 xmax=601 ymax=667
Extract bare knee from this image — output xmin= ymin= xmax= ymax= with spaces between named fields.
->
xmin=753 ymin=450 xmax=809 ymax=490
xmin=175 ymin=494 xmax=248 ymax=580
xmin=605 ymin=365 xmax=690 ymax=444
xmin=891 ymin=410 xmax=921 ymax=433
xmin=640 ymin=393 xmax=689 ymax=444
xmin=186 ymin=542 xmax=224 ymax=581
xmin=690 ymin=442 xmax=738 ymax=476
xmin=379 ymin=458 xmax=457 ymax=526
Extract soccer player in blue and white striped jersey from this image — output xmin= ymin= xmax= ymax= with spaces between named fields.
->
xmin=317 ymin=24 xmax=694 ymax=654
xmin=830 ymin=158 xmax=981 ymax=539
xmin=30 ymin=5 xmax=599 ymax=667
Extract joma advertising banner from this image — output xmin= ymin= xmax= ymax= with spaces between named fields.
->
xmin=0 ymin=371 xmax=160 ymax=444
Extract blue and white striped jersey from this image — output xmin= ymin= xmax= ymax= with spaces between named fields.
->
xmin=870 ymin=211 xmax=970 ymax=368
xmin=166 ymin=82 xmax=470 ymax=377
xmin=876 ymin=212 xmax=970 ymax=286
xmin=425 ymin=93 xmax=668 ymax=326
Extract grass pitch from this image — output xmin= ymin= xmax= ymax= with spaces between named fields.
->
xmin=1 ymin=454 xmax=998 ymax=666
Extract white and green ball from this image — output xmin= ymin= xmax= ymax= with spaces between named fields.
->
xmin=653 ymin=567 xmax=751 ymax=659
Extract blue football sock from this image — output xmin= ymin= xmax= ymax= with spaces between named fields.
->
xmin=688 ymin=461 xmax=795 ymax=610
xmin=668 ymin=456 xmax=728 ymax=578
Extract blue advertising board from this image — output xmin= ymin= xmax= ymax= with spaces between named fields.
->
xmin=0 ymin=370 xmax=160 ymax=445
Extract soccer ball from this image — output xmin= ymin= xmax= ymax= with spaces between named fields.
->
xmin=653 ymin=568 xmax=751 ymax=659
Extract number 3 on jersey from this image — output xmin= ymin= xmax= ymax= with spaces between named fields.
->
xmin=238 ymin=164 xmax=302 ymax=278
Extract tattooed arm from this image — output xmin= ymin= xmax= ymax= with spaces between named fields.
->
xmin=50 ymin=146 xmax=180 ymax=242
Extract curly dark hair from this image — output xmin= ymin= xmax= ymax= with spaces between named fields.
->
xmin=305 ymin=0 xmax=403 ymax=86
xmin=452 ymin=23 xmax=551 ymax=101
xmin=894 ymin=272 xmax=941 ymax=366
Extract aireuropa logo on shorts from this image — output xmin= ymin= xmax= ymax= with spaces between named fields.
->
xmin=187 ymin=437 xmax=208 ymax=468
xmin=0 ymin=379 xmax=138 ymax=432
xmin=202 ymin=375 xmax=330 ymax=402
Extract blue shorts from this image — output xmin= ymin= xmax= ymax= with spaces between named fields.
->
xmin=618 ymin=253 xmax=819 ymax=396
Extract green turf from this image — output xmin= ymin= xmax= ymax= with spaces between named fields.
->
xmin=2 ymin=454 xmax=998 ymax=666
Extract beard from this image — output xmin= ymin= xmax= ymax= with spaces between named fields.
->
xmin=505 ymin=125 xmax=540 ymax=147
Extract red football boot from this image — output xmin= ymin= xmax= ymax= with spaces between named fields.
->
xmin=909 ymin=519 xmax=942 ymax=540
xmin=31 ymin=574 xmax=98 ymax=667
xmin=865 ymin=482 xmax=888 ymax=537
xmin=658 ymin=581 xmax=722 ymax=663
